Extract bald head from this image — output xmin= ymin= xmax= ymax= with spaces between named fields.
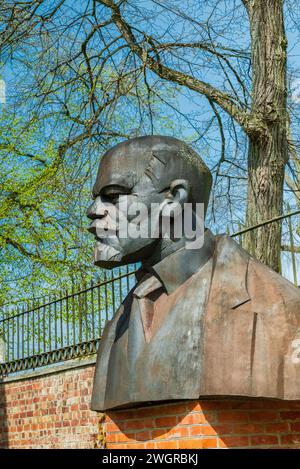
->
xmin=93 ymin=135 xmax=212 ymax=213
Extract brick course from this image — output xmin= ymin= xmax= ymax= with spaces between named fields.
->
xmin=106 ymin=399 xmax=300 ymax=449
xmin=0 ymin=362 xmax=101 ymax=449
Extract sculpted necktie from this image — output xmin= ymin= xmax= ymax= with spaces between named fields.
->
xmin=133 ymin=273 xmax=166 ymax=343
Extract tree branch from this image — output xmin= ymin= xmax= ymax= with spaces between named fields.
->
xmin=281 ymin=244 xmax=300 ymax=254
xmin=97 ymin=0 xmax=261 ymax=136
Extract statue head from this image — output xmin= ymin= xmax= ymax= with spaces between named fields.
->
xmin=87 ymin=135 xmax=212 ymax=268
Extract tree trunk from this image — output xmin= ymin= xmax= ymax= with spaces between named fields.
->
xmin=243 ymin=0 xmax=288 ymax=272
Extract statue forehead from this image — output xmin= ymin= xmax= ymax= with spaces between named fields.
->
xmin=94 ymin=145 xmax=151 ymax=192
xmin=93 ymin=136 xmax=179 ymax=194
xmin=93 ymin=135 xmax=194 ymax=195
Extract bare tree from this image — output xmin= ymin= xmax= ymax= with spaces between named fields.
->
xmin=1 ymin=0 xmax=300 ymax=271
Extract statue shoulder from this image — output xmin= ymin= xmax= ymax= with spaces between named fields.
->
xmin=248 ymin=254 xmax=300 ymax=304
xmin=214 ymin=233 xmax=251 ymax=265
xmin=213 ymin=234 xmax=300 ymax=308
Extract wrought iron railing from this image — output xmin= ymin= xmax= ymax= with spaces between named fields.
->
xmin=0 ymin=265 xmax=137 ymax=376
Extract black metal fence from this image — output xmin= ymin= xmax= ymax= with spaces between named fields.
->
xmin=0 ymin=265 xmax=137 ymax=376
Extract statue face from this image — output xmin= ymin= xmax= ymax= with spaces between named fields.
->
xmin=87 ymin=135 xmax=211 ymax=267
xmin=87 ymin=146 xmax=168 ymax=268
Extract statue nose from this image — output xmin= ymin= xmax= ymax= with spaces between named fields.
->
xmin=86 ymin=197 xmax=108 ymax=220
xmin=87 ymin=224 xmax=95 ymax=235
xmin=87 ymin=221 xmax=100 ymax=235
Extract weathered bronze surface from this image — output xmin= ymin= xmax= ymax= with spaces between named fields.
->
xmin=87 ymin=136 xmax=300 ymax=411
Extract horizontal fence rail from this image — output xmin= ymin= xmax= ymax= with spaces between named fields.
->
xmin=0 ymin=265 xmax=138 ymax=376
xmin=0 ymin=209 xmax=299 ymax=376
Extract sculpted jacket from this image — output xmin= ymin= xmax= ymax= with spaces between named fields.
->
xmin=91 ymin=231 xmax=300 ymax=411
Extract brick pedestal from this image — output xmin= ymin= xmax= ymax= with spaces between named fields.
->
xmin=105 ymin=399 xmax=300 ymax=449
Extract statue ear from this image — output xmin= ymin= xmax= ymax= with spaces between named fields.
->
xmin=168 ymin=179 xmax=190 ymax=206
xmin=158 ymin=179 xmax=190 ymax=220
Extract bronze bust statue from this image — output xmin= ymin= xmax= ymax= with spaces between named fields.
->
xmin=87 ymin=135 xmax=300 ymax=411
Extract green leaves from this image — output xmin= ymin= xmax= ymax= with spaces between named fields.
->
xmin=0 ymin=111 xmax=93 ymax=306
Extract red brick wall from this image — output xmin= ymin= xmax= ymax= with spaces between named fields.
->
xmin=0 ymin=362 xmax=102 ymax=449
xmin=2 ymin=362 xmax=300 ymax=449
xmin=106 ymin=399 xmax=300 ymax=449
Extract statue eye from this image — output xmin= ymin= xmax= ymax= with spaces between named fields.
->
xmin=106 ymin=193 xmax=120 ymax=203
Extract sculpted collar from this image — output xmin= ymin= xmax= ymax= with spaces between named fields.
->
xmin=135 ymin=229 xmax=215 ymax=295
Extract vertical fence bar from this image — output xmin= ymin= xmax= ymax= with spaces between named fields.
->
xmin=126 ymin=264 xmax=130 ymax=293
xmin=60 ymin=290 xmax=63 ymax=348
xmin=2 ymin=318 xmax=6 ymax=363
xmin=111 ymin=270 xmax=116 ymax=314
xmin=66 ymin=288 xmax=70 ymax=346
xmin=91 ymin=280 xmax=95 ymax=340
xmin=79 ymin=287 xmax=83 ymax=343
xmin=37 ymin=298 xmax=40 ymax=355
xmin=17 ymin=306 xmax=20 ymax=361
xmin=118 ymin=268 xmax=122 ymax=303
xmin=27 ymin=302 xmax=30 ymax=357
xmin=32 ymin=299 xmax=35 ymax=356
xmin=48 ymin=294 xmax=52 ymax=353
xmin=11 ymin=307 xmax=15 ymax=361
xmin=43 ymin=300 xmax=46 ymax=353
xmin=22 ymin=305 xmax=25 ymax=359
xmin=104 ymin=271 xmax=108 ymax=326
xmin=2 ymin=313 xmax=9 ymax=361
xmin=54 ymin=294 xmax=58 ymax=350
xmin=97 ymin=280 xmax=101 ymax=336
xmin=84 ymin=281 xmax=88 ymax=342
xmin=72 ymin=284 xmax=76 ymax=345
xmin=6 ymin=316 xmax=10 ymax=362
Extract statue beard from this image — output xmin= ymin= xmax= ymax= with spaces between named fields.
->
xmin=93 ymin=240 xmax=123 ymax=264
